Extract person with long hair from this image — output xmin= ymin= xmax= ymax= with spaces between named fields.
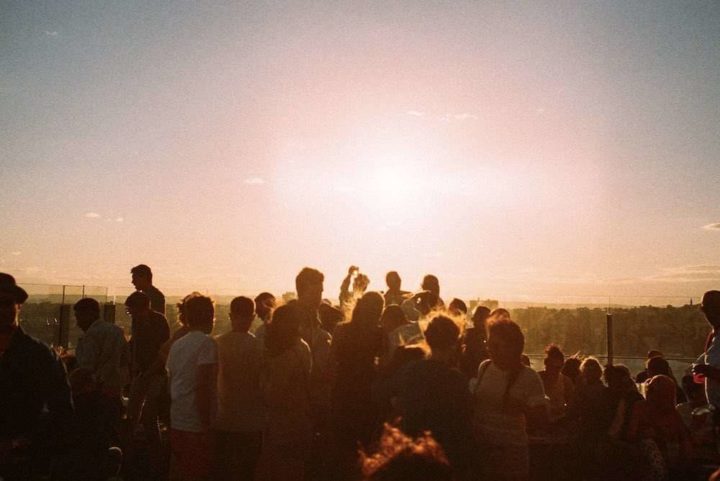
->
xmin=628 ymin=375 xmax=692 ymax=481
xmin=330 ymin=291 xmax=384 ymax=478
xmin=261 ymin=301 xmax=313 ymax=481
xmin=472 ymin=318 xmax=547 ymax=481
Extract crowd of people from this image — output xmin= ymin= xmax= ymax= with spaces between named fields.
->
xmin=2 ymin=267 xmax=720 ymax=481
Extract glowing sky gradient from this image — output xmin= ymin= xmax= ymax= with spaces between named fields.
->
xmin=2 ymin=1 xmax=720 ymax=302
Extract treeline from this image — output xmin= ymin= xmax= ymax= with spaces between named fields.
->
xmin=512 ymin=305 xmax=707 ymax=358
xmin=19 ymin=301 xmax=708 ymax=358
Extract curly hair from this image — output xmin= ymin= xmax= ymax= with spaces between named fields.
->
xmin=360 ymin=424 xmax=453 ymax=481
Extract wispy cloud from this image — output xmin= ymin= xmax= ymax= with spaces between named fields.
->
xmin=11 ymin=251 xmax=21 ymax=256
xmin=703 ymin=223 xmax=720 ymax=231
xmin=44 ymin=31 xmax=59 ymax=37
xmin=407 ymin=110 xmax=478 ymax=122
xmin=243 ymin=177 xmax=266 ymax=185
xmin=647 ymin=265 xmax=720 ymax=283
xmin=115 ymin=217 xmax=124 ymax=223
xmin=84 ymin=212 xmax=101 ymax=219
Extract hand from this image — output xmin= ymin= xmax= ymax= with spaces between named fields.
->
xmin=348 ymin=265 xmax=359 ymax=276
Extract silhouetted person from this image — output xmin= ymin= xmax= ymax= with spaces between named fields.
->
xmin=295 ymin=268 xmax=332 ymax=477
xmin=561 ymin=356 xmax=581 ymax=385
xmin=395 ymin=315 xmax=474 ymax=476
xmin=538 ymin=344 xmax=574 ymax=423
xmin=262 ymin=301 xmax=312 ymax=481
xmin=131 ymin=264 xmax=166 ymax=315
xmin=319 ymin=301 xmax=344 ymax=336
xmin=628 ymin=375 xmax=692 ymax=481
xmin=250 ymin=291 xmax=276 ymax=341
xmin=330 ymin=292 xmax=384 ymax=478
xmin=692 ymin=290 xmax=720 ymax=414
xmin=569 ymin=357 xmax=613 ymax=480
xmin=360 ymin=425 xmax=454 ymax=481
xmin=73 ymin=298 xmax=128 ymax=440
xmin=213 ymin=296 xmax=264 ymax=481
xmin=0 ymin=273 xmax=73 ymax=481
xmin=125 ymin=291 xmax=169 ymax=478
xmin=339 ymin=265 xmax=370 ymax=310
xmin=421 ymin=274 xmax=444 ymax=308
xmin=447 ymin=298 xmax=467 ymax=318
xmin=384 ymin=271 xmax=410 ymax=307
xmin=166 ymin=294 xmax=218 ymax=481
xmin=646 ymin=356 xmax=686 ymax=403
xmin=635 ymin=350 xmax=663 ymax=383
xmin=380 ymin=304 xmax=409 ymax=365
xmin=57 ymin=367 xmax=122 ymax=481
xmin=460 ymin=305 xmax=490 ymax=379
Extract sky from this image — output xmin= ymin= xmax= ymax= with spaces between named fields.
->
xmin=1 ymin=1 xmax=719 ymax=304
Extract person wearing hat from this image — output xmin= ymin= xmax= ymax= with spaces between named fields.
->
xmin=0 ymin=273 xmax=73 ymax=480
xmin=693 ymin=291 xmax=720 ymax=413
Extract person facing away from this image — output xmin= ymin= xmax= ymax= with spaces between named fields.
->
xmin=124 ymin=291 xmax=169 ymax=477
xmin=73 ymin=298 xmax=129 ymax=398
xmin=447 ymin=298 xmax=467 ymax=318
xmin=0 ymin=273 xmax=74 ymax=481
xmin=421 ymin=274 xmax=443 ymax=308
xmin=627 ymin=375 xmax=692 ymax=480
xmin=604 ymin=364 xmax=643 ymax=441
xmin=472 ymin=317 xmax=548 ymax=481
xmin=635 ymin=350 xmax=664 ymax=383
xmin=384 ymin=271 xmax=410 ymax=307
xmin=166 ymin=294 xmax=218 ymax=481
xmin=331 ymin=292 xmax=384 ymax=452
xmin=394 ymin=315 xmax=474 ymax=476
xmin=250 ymin=291 xmax=276 ymax=341
xmin=130 ymin=264 xmax=166 ymax=315
xmin=261 ymin=301 xmax=313 ymax=481
xmin=213 ymin=296 xmax=265 ymax=481
xmin=538 ymin=344 xmax=574 ymax=423
xmin=360 ymin=425 xmax=455 ymax=481
xmin=645 ymin=356 xmax=687 ymax=403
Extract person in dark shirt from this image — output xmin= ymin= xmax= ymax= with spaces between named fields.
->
xmin=125 ymin=291 xmax=169 ymax=477
xmin=0 ymin=273 xmax=73 ymax=481
xmin=131 ymin=264 xmax=166 ymax=315
xmin=460 ymin=305 xmax=490 ymax=379
xmin=395 ymin=315 xmax=474 ymax=477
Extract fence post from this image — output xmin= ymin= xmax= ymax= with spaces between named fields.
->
xmin=606 ymin=311 xmax=614 ymax=366
xmin=57 ymin=285 xmax=67 ymax=348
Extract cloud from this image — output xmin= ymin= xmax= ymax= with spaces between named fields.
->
xmin=703 ymin=223 xmax=720 ymax=231
xmin=44 ymin=31 xmax=59 ymax=37
xmin=11 ymin=251 xmax=21 ymax=256
xmin=647 ymin=265 xmax=720 ymax=283
xmin=453 ymin=113 xmax=479 ymax=121
xmin=84 ymin=212 xmax=101 ymax=219
xmin=406 ymin=110 xmax=426 ymax=117
xmin=243 ymin=177 xmax=266 ymax=185
xmin=115 ymin=217 xmax=124 ymax=223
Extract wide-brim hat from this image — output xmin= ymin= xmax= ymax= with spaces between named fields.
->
xmin=0 ymin=273 xmax=29 ymax=304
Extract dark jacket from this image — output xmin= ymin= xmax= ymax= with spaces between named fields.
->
xmin=0 ymin=328 xmax=73 ymax=463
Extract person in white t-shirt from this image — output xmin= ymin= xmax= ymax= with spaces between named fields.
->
xmin=473 ymin=317 xmax=548 ymax=481
xmin=166 ymin=294 xmax=218 ymax=481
